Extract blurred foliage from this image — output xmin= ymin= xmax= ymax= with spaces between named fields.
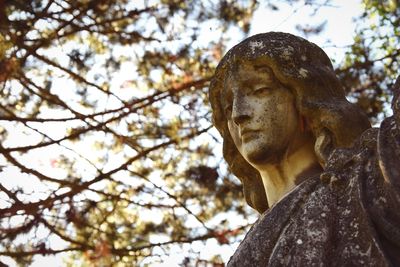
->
xmin=0 ymin=0 xmax=257 ymax=266
xmin=0 ymin=0 xmax=399 ymax=266
xmin=337 ymin=0 xmax=400 ymax=123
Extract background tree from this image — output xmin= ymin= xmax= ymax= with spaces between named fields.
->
xmin=337 ymin=0 xmax=399 ymax=123
xmin=0 ymin=0 xmax=399 ymax=266
xmin=0 ymin=0 xmax=258 ymax=266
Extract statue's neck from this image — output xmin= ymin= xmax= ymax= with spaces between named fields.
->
xmin=257 ymin=135 xmax=322 ymax=207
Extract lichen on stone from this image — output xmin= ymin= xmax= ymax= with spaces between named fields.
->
xmin=249 ymin=40 xmax=265 ymax=54
xmin=298 ymin=67 xmax=308 ymax=78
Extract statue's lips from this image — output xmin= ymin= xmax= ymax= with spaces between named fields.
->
xmin=241 ymin=129 xmax=260 ymax=142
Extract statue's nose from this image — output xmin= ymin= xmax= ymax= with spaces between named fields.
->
xmin=232 ymin=98 xmax=251 ymax=125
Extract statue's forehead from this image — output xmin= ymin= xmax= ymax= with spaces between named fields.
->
xmin=224 ymin=59 xmax=275 ymax=85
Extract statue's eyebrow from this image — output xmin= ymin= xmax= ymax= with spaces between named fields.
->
xmin=253 ymin=64 xmax=272 ymax=72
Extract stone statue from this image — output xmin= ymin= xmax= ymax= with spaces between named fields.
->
xmin=209 ymin=32 xmax=400 ymax=266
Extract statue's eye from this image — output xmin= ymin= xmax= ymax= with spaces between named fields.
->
xmin=224 ymin=104 xmax=232 ymax=117
xmin=253 ymin=86 xmax=271 ymax=95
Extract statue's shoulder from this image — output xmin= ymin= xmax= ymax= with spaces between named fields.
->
xmin=323 ymin=77 xmax=400 ymax=188
xmin=320 ymin=126 xmax=378 ymax=185
xmin=363 ymin=76 xmax=399 ymax=181
xmin=377 ymin=77 xmax=400 ymax=192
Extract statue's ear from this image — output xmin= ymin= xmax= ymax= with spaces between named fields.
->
xmin=314 ymin=128 xmax=333 ymax=167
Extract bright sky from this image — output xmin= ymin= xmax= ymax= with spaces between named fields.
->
xmin=250 ymin=0 xmax=363 ymax=61
xmin=0 ymin=1 xmax=364 ymax=266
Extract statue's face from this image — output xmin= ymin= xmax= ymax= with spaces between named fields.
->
xmin=223 ymin=62 xmax=299 ymax=165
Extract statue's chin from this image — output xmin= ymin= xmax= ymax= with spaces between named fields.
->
xmin=244 ymin=145 xmax=283 ymax=166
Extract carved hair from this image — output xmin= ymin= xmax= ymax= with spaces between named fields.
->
xmin=209 ymin=32 xmax=370 ymax=213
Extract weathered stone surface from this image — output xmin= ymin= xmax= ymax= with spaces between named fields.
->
xmin=228 ymin=119 xmax=400 ymax=266
xmin=209 ymin=32 xmax=400 ymax=266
